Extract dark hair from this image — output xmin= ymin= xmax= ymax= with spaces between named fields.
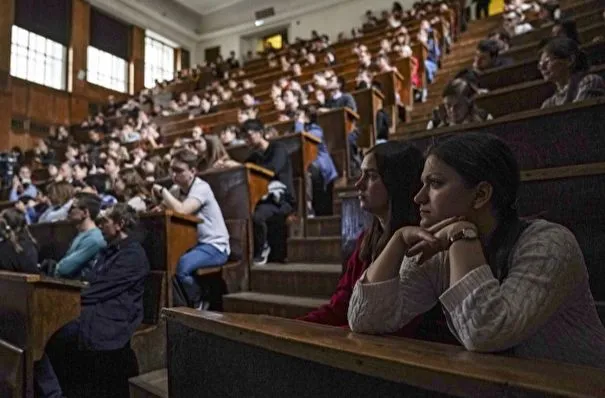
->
xmin=172 ymin=149 xmax=199 ymax=170
xmin=301 ymin=104 xmax=319 ymax=124
xmin=540 ymin=37 xmax=589 ymax=74
xmin=426 ymin=132 xmax=526 ymax=282
xmin=84 ymin=173 xmax=112 ymax=195
xmin=73 ymin=192 xmax=102 ymax=220
xmin=554 ymin=19 xmax=580 ymax=44
xmin=359 ymin=142 xmax=424 ymax=263
xmin=241 ymin=118 xmax=265 ymax=135
xmin=477 ymin=39 xmax=500 ymax=58
xmin=99 ymin=203 xmax=139 ymax=232
xmin=442 ymin=78 xmax=477 ymax=100
xmin=117 ymin=168 xmax=150 ymax=200
xmin=0 ymin=208 xmax=36 ymax=253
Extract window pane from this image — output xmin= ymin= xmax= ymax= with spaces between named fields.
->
xmin=144 ymin=35 xmax=175 ymax=88
xmin=9 ymin=26 xmax=66 ymax=89
xmin=86 ymin=46 xmax=127 ymax=93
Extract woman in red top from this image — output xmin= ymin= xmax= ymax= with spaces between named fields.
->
xmin=299 ymin=141 xmax=455 ymax=343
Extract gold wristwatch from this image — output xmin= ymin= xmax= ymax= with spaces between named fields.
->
xmin=449 ymin=228 xmax=479 ymax=247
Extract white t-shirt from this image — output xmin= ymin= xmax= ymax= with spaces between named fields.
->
xmin=170 ymin=177 xmax=230 ymax=255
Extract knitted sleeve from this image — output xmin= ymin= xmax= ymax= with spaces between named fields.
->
xmin=348 ymin=253 xmax=445 ymax=334
xmin=440 ymin=220 xmax=586 ymax=352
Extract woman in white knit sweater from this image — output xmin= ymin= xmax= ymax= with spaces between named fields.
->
xmin=348 ymin=132 xmax=605 ymax=368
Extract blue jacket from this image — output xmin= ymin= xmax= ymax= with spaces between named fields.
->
xmin=78 ymin=236 xmax=149 ymax=350
xmin=295 ymin=121 xmax=338 ymax=186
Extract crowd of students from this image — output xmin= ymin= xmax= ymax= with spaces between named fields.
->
xmin=1 ymin=0 xmax=604 ymax=396
xmin=427 ymin=2 xmax=605 ymax=129
xmin=296 ymin=0 xmax=605 ymax=374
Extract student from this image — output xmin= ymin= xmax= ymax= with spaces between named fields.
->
xmin=325 ymin=75 xmax=361 ymax=174
xmin=0 ymin=208 xmax=39 ymax=274
xmin=427 ymin=78 xmax=492 ymax=129
xmin=474 ymin=0 xmax=491 ymax=19
xmin=115 ymin=168 xmax=152 ymax=213
xmin=540 ymin=37 xmax=605 ymax=108
xmin=35 ymin=204 xmax=149 ymax=397
xmin=294 ymin=105 xmax=338 ymax=217
xmin=152 ymin=149 xmax=230 ymax=308
xmin=242 ymin=119 xmax=295 ymax=265
xmin=219 ymin=126 xmax=246 ymax=148
xmin=552 ymin=19 xmax=580 ymax=44
xmin=9 ymin=165 xmax=38 ymax=201
xmin=52 ymin=192 xmax=106 ymax=280
xmin=347 ymin=133 xmax=605 ymax=368
xmin=473 ymin=39 xmax=513 ymax=72
xmin=198 ymin=135 xmax=241 ymax=171
xmin=300 ymin=143 xmax=424 ymax=327
xmin=84 ymin=173 xmax=118 ymax=209
xmin=38 ymin=181 xmax=75 ymax=223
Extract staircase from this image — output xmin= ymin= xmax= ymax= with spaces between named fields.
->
xmin=224 ymin=19 xmax=504 ymax=318
xmin=223 ymin=215 xmax=343 ymax=318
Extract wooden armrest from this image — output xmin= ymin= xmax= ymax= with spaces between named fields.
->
xmin=301 ymin=132 xmax=321 ymax=145
xmin=245 ymin=163 xmax=275 ymax=178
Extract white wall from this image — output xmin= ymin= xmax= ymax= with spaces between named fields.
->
xmin=194 ymin=0 xmax=417 ymax=64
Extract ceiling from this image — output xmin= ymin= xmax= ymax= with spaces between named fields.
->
xmin=173 ymin=0 xmax=247 ymax=15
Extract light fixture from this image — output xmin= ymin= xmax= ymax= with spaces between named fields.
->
xmin=254 ymin=19 xmax=264 ymax=27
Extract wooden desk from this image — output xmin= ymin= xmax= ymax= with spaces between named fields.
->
xmin=29 ymin=211 xmax=200 ymax=308
xmin=478 ymin=40 xmax=605 ymax=92
xmin=352 ymin=87 xmax=384 ymax=149
xmin=163 ymin=308 xmax=605 ymax=397
xmin=475 ymin=64 xmax=605 ymax=118
xmin=268 ymin=108 xmax=359 ymax=180
xmin=227 ymin=133 xmax=319 ymax=219
xmin=509 ymin=8 xmax=604 ymax=47
xmin=0 ymin=272 xmax=84 ymax=397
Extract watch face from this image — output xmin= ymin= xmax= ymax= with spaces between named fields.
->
xmin=463 ymin=228 xmax=479 ymax=239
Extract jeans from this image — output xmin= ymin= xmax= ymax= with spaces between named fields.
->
xmin=425 ymin=60 xmax=438 ymax=84
xmin=176 ymin=243 xmax=228 ymax=305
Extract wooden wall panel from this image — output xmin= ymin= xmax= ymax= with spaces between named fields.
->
xmin=54 ymin=95 xmax=70 ymax=125
xmin=0 ymin=0 xmax=14 ymax=75
xmin=131 ymin=26 xmax=145 ymax=94
xmin=70 ymin=0 xmax=90 ymax=96
xmin=11 ymin=80 xmax=28 ymax=117
xmin=28 ymin=86 xmax=56 ymax=123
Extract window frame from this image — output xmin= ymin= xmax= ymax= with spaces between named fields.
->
xmin=86 ymin=46 xmax=128 ymax=93
xmin=144 ymin=35 xmax=175 ymax=89
xmin=10 ymin=25 xmax=67 ymax=91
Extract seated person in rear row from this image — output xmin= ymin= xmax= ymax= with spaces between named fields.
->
xmin=242 ymin=119 xmax=295 ymax=266
xmin=49 ymin=192 xmax=106 ymax=280
xmin=348 ymin=133 xmax=605 ymax=368
xmin=152 ymin=149 xmax=230 ymax=309
xmin=473 ymin=39 xmax=513 ymax=73
xmin=427 ymin=78 xmax=492 ymax=129
xmin=294 ymin=105 xmax=338 ymax=217
xmin=0 ymin=208 xmax=39 ymax=274
xmin=539 ymin=37 xmax=605 ymax=109
xmin=35 ymin=204 xmax=149 ymax=398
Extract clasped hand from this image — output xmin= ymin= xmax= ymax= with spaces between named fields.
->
xmin=394 ymin=217 xmax=477 ymax=264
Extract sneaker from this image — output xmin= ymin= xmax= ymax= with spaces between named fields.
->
xmin=253 ymin=244 xmax=271 ymax=266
